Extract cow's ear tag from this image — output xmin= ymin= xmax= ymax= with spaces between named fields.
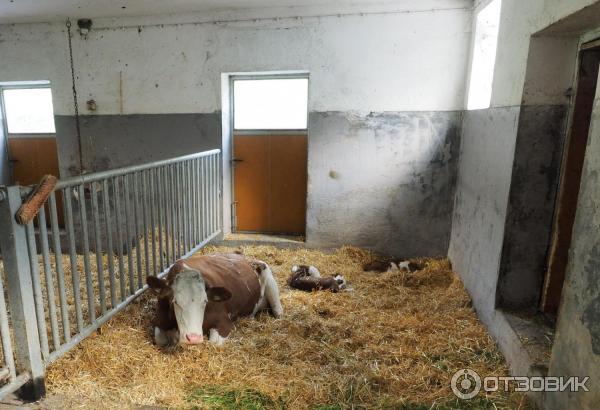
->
xmin=207 ymin=286 xmax=232 ymax=302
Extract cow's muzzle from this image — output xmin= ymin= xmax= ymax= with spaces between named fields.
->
xmin=181 ymin=333 xmax=203 ymax=344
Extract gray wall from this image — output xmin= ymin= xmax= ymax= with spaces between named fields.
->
xmin=56 ymin=109 xmax=463 ymax=258
xmin=54 ymin=113 xmax=222 ymax=176
xmin=448 ymin=106 xmax=520 ymax=322
xmin=497 ymin=105 xmax=568 ymax=310
xmin=546 ymin=77 xmax=600 ymax=409
xmin=307 ymin=111 xmax=461 ymax=257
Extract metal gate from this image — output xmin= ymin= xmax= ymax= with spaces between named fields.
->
xmin=0 ymin=149 xmax=222 ymax=399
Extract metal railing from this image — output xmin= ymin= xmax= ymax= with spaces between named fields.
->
xmin=0 ymin=149 xmax=222 ymax=399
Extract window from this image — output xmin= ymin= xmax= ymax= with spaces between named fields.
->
xmin=233 ymin=78 xmax=308 ymax=130
xmin=2 ymin=87 xmax=56 ymax=133
xmin=467 ymin=0 xmax=502 ymax=110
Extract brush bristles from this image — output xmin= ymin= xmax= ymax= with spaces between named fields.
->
xmin=16 ymin=174 xmax=57 ymax=225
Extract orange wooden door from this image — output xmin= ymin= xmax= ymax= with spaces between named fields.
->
xmin=8 ymin=137 xmax=63 ymax=226
xmin=233 ymin=134 xmax=307 ymax=234
xmin=8 ymin=137 xmax=60 ymax=185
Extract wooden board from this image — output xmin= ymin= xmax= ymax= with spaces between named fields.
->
xmin=7 ymin=137 xmax=63 ymax=226
xmin=233 ymin=134 xmax=307 ymax=234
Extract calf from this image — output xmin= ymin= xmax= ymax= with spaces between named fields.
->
xmin=288 ymin=265 xmax=346 ymax=292
xmin=363 ymin=259 xmax=421 ymax=273
xmin=147 ymin=253 xmax=282 ymax=346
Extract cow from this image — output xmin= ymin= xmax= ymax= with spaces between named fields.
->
xmin=146 ymin=253 xmax=283 ymax=346
xmin=288 ymin=264 xmax=347 ymax=292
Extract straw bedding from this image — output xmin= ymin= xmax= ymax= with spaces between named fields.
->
xmin=44 ymin=245 xmax=530 ymax=409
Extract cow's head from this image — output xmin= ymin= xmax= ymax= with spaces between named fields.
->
xmin=147 ymin=267 xmax=232 ymax=345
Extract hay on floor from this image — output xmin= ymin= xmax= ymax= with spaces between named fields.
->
xmin=45 ymin=246 xmax=530 ymax=409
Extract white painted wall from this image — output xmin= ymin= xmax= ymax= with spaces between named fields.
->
xmin=490 ymin=0 xmax=600 ymax=107
xmin=0 ymin=1 xmax=472 ymax=115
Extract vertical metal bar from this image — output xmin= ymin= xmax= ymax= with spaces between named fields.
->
xmin=102 ymin=179 xmax=117 ymax=308
xmin=202 ymin=157 xmax=208 ymax=240
xmin=209 ymin=155 xmax=215 ymax=234
xmin=213 ymin=154 xmax=218 ymax=233
xmin=25 ymin=222 xmax=50 ymax=360
xmin=218 ymin=152 xmax=222 ymax=231
xmin=174 ymin=164 xmax=181 ymax=259
xmin=162 ymin=166 xmax=171 ymax=266
xmin=188 ymin=160 xmax=195 ymax=247
xmin=49 ymin=193 xmax=70 ymax=342
xmin=38 ymin=207 xmax=60 ymax=351
xmin=0 ymin=186 xmax=45 ymax=398
xmin=149 ymin=169 xmax=157 ymax=275
xmin=123 ymin=174 xmax=135 ymax=295
xmin=132 ymin=172 xmax=143 ymax=290
xmin=170 ymin=164 xmax=177 ymax=261
xmin=192 ymin=158 xmax=198 ymax=246
xmin=77 ymin=184 xmax=95 ymax=324
xmin=182 ymin=161 xmax=189 ymax=253
xmin=0 ymin=263 xmax=17 ymax=380
xmin=141 ymin=171 xmax=150 ymax=278
xmin=173 ymin=163 xmax=179 ymax=258
xmin=113 ymin=177 xmax=126 ymax=301
xmin=64 ymin=187 xmax=84 ymax=332
xmin=90 ymin=183 xmax=106 ymax=315
xmin=155 ymin=168 xmax=165 ymax=271
xmin=213 ymin=154 xmax=219 ymax=232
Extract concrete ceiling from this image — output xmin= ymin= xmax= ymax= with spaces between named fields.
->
xmin=0 ymin=0 xmax=430 ymax=24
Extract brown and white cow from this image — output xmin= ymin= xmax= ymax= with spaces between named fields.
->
xmin=147 ymin=253 xmax=282 ymax=346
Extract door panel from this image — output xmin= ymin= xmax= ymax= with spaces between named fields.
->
xmin=233 ymin=134 xmax=307 ymax=234
xmin=270 ymin=136 xmax=308 ymax=233
xmin=8 ymin=137 xmax=60 ymax=185
xmin=8 ymin=136 xmax=63 ymax=226
xmin=234 ymin=135 xmax=270 ymax=232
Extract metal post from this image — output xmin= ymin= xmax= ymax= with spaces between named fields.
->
xmin=0 ymin=186 xmax=45 ymax=399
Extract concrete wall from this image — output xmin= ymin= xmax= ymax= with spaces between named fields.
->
xmin=450 ymin=0 xmax=600 ymax=318
xmin=449 ymin=0 xmax=600 ymax=407
xmin=0 ymin=0 xmax=472 ymax=256
xmin=307 ymin=111 xmax=461 ymax=257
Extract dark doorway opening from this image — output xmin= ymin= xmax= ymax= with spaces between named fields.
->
xmin=542 ymin=42 xmax=600 ymax=317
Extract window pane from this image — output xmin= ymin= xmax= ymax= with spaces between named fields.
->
xmin=3 ymin=88 xmax=56 ymax=133
xmin=234 ymin=78 xmax=308 ymax=130
xmin=467 ymin=0 xmax=501 ymax=110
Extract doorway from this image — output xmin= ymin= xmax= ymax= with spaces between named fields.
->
xmin=0 ymin=83 xmax=60 ymax=186
xmin=542 ymin=41 xmax=600 ymax=317
xmin=231 ymin=75 xmax=308 ymax=235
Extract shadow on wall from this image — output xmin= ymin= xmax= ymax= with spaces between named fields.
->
xmin=306 ymin=110 xmax=462 ymax=258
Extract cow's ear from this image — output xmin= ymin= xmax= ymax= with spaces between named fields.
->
xmin=147 ymin=276 xmax=168 ymax=291
xmin=206 ymin=286 xmax=232 ymax=302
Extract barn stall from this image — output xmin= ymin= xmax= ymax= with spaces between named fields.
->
xmin=3 ymin=0 xmax=600 ymax=408
xmin=0 ymin=152 xmax=528 ymax=408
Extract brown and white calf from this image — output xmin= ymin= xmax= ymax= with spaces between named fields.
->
xmin=147 ymin=253 xmax=282 ymax=346
xmin=288 ymin=265 xmax=347 ymax=292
